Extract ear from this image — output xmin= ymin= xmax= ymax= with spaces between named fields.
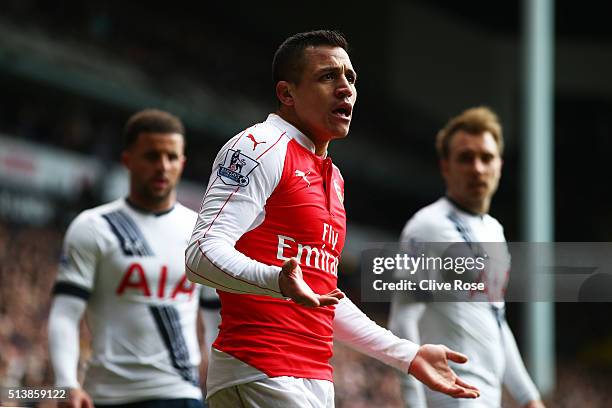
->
xmin=276 ymin=81 xmax=294 ymax=107
xmin=121 ymin=150 xmax=130 ymax=169
xmin=440 ymin=159 xmax=449 ymax=180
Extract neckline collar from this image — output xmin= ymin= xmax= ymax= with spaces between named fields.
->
xmin=125 ymin=198 xmax=175 ymax=217
xmin=266 ymin=113 xmax=327 ymax=158
xmin=444 ymin=196 xmax=485 ymax=218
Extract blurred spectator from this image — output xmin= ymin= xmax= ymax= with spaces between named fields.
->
xmin=0 ymin=223 xmax=61 ymax=388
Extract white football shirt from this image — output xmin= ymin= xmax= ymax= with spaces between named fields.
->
xmin=53 ymin=198 xmax=204 ymax=404
xmin=388 ymin=197 xmax=540 ymax=407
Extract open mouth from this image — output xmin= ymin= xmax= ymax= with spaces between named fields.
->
xmin=333 ymin=103 xmax=352 ymax=119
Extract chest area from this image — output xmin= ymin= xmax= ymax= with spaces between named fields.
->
xmin=99 ymin=210 xmax=195 ymax=301
xmin=266 ymin=143 xmax=346 ymax=250
xmin=444 ymin=213 xmax=510 ymax=299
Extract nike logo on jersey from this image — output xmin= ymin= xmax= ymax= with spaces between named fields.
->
xmin=295 ymin=169 xmax=311 ymax=187
xmin=247 ymin=133 xmax=266 ymax=150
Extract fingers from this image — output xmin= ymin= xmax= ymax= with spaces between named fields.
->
xmin=434 ymin=380 xmax=479 ymax=399
xmin=293 ymin=293 xmax=321 ymax=308
xmin=317 ymin=295 xmax=340 ymax=307
xmin=279 ymin=258 xmax=303 ymax=298
xmin=455 ymin=376 xmax=480 ymax=392
xmin=325 ymin=288 xmax=345 ymax=299
xmin=449 ymin=387 xmax=480 ymax=399
xmin=281 ymin=258 xmax=300 ymax=275
xmin=445 ymin=347 xmax=468 ymax=364
xmin=435 ymin=374 xmax=480 ymax=399
xmin=294 ymin=290 xmax=344 ymax=308
xmin=312 ymin=288 xmax=345 ymax=306
xmin=280 ymin=257 xmax=344 ymax=308
xmin=287 ymin=257 xmax=299 ymax=270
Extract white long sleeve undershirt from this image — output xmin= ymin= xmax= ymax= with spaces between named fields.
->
xmin=334 ymin=297 xmax=419 ymax=373
xmin=48 ymin=295 xmax=86 ymax=388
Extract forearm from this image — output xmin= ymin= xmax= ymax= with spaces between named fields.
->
xmin=48 ymin=296 xmax=86 ymax=388
xmin=185 ymin=237 xmax=283 ymax=297
xmin=389 ymin=302 xmax=428 ymax=407
xmin=334 ymin=297 xmax=419 ymax=372
xmin=199 ymin=285 xmax=221 ymax=352
xmin=501 ymin=320 xmax=541 ymax=405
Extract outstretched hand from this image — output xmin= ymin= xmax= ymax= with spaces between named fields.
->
xmin=279 ymin=258 xmax=344 ymax=307
xmin=408 ymin=344 xmax=480 ymax=399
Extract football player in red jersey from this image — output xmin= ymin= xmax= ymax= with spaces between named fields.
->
xmin=187 ymin=30 xmax=480 ymax=407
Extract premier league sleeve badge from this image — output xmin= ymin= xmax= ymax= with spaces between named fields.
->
xmin=217 ymin=149 xmax=260 ymax=187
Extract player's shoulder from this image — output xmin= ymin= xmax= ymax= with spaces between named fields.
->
xmin=172 ymin=202 xmax=198 ymax=223
xmin=332 ymin=163 xmax=344 ymax=180
xmin=212 ymin=117 xmax=291 ymax=185
xmin=63 ymin=199 xmax=123 ymax=245
xmin=70 ymin=199 xmax=123 ymax=229
xmin=250 ymin=116 xmax=291 ymax=143
xmin=211 ymin=115 xmax=295 ymax=190
xmin=408 ymin=198 xmax=454 ymax=229
xmin=226 ymin=116 xmax=291 ymax=155
xmin=401 ymin=198 xmax=457 ymax=241
xmin=483 ymin=213 xmax=505 ymax=235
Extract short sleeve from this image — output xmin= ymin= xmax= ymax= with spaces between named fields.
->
xmin=54 ymin=212 xmax=101 ymax=300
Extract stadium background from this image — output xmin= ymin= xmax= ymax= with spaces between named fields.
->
xmin=1 ymin=0 xmax=612 ymax=406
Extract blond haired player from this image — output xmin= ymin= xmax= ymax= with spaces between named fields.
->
xmin=389 ymin=107 xmax=545 ymax=408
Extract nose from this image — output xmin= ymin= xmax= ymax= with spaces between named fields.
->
xmin=472 ymin=158 xmax=485 ymax=174
xmin=157 ymin=155 xmax=170 ymax=172
xmin=335 ymin=77 xmax=353 ymax=99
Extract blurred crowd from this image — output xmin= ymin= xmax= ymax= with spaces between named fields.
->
xmin=0 ymin=222 xmax=58 ymax=388
xmin=1 ymin=220 xmax=611 ymax=406
xmin=3 ymin=1 xmax=273 ymax=100
xmin=2 ymin=1 xmax=270 ymax=186
xmin=0 ymin=84 xmax=120 ymax=160
xmin=0 ymin=82 xmax=219 ymax=185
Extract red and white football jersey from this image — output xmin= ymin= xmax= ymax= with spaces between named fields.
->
xmin=187 ymin=113 xmax=345 ymax=379
xmin=187 ymin=114 xmax=418 ymax=398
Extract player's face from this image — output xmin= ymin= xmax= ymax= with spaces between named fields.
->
xmin=441 ymin=130 xmax=502 ymax=214
xmin=289 ymin=46 xmax=357 ymax=146
xmin=122 ymin=132 xmax=185 ymax=210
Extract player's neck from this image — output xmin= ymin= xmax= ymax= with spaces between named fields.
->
xmin=276 ymin=109 xmax=329 ymax=157
xmin=127 ymin=192 xmax=176 ymax=214
xmin=446 ymin=194 xmax=489 ymax=216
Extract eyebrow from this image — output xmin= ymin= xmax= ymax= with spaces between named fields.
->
xmin=314 ymin=65 xmax=357 ymax=79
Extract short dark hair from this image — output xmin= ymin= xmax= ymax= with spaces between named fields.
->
xmin=272 ymin=30 xmax=348 ymax=85
xmin=123 ymin=109 xmax=185 ymax=149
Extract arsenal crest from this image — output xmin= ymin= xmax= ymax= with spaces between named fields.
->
xmin=217 ymin=149 xmax=259 ymax=187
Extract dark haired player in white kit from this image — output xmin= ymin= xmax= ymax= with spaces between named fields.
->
xmin=48 ymin=109 xmax=220 ymax=408
xmin=186 ymin=30 xmax=481 ymax=408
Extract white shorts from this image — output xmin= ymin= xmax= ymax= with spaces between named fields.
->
xmin=208 ymin=376 xmax=334 ymax=408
